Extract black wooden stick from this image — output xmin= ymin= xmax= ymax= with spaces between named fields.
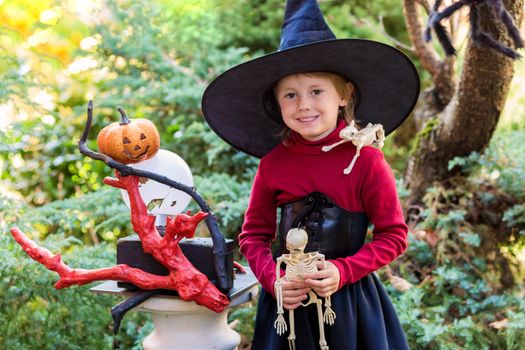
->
xmin=111 ymin=290 xmax=159 ymax=334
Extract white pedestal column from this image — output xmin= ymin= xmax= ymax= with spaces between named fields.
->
xmin=140 ymin=286 xmax=257 ymax=350
xmin=91 ymin=268 xmax=259 ymax=350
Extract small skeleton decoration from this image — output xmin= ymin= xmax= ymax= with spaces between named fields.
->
xmin=274 ymin=228 xmax=336 ymax=350
xmin=322 ymin=120 xmax=385 ymax=175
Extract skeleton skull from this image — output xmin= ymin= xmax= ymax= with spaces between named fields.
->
xmin=339 ymin=120 xmax=359 ymax=140
xmin=286 ymin=228 xmax=308 ymax=252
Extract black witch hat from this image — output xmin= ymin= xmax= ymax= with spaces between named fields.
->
xmin=202 ymin=0 xmax=420 ymax=158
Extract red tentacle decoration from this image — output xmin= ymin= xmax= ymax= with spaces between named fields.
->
xmin=10 ymin=172 xmax=229 ymax=313
xmin=10 ymin=228 xmax=176 ymax=290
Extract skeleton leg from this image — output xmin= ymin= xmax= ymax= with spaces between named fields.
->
xmin=376 ymin=128 xmax=385 ymax=148
xmin=322 ymin=139 xmax=347 ymax=152
xmin=314 ymin=294 xmax=329 ymax=350
xmin=343 ymin=144 xmax=362 ymax=175
xmin=288 ymin=309 xmax=296 ymax=350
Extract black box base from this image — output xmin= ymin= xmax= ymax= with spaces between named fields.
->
xmin=116 ymin=235 xmax=234 ymax=293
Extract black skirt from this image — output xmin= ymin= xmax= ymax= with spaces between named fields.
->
xmin=252 ymin=273 xmax=409 ymax=350
xmin=251 ymin=192 xmax=409 ymax=350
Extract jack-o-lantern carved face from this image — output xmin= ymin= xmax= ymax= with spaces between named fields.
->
xmin=97 ymin=106 xmax=160 ymax=164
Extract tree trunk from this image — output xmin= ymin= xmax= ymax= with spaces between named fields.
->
xmin=403 ymin=0 xmax=523 ymax=202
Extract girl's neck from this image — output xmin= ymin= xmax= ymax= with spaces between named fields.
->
xmin=287 ymin=119 xmax=348 ymax=155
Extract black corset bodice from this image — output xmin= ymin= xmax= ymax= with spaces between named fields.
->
xmin=275 ymin=192 xmax=369 ymax=259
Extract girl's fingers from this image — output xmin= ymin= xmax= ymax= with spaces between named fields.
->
xmin=283 ymin=292 xmax=308 ymax=304
xmin=304 ymin=274 xmax=338 ymax=297
xmin=282 ymin=287 xmax=310 ymax=298
xmin=315 ymin=290 xmax=333 ymax=298
xmin=303 ymin=270 xmax=328 ymax=280
xmin=303 ymin=261 xmax=341 ymax=295
xmin=278 ymin=262 xmax=340 ymax=303
xmin=283 ymin=301 xmax=301 ymax=310
xmin=306 ymin=281 xmax=336 ymax=295
xmin=303 ymin=261 xmax=337 ymax=279
xmin=282 ymin=287 xmax=309 ymax=310
xmin=282 ymin=279 xmax=308 ymax=290
xmin=278 ymin=279 xmax=310 ymax=310
xmin=308 ymin=285 xmax=335 ymax=298
xmin=304 ymin=276 xmax=335 ymax=288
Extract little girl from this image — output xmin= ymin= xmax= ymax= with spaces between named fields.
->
xmin=202 ymin=0 xmax=420 ymax=349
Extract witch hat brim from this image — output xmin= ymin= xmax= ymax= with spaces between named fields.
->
xmin=202 ymin=0 xmax=420 ymax=158
xmin=202 ymin=39 xmax=419 ymax=158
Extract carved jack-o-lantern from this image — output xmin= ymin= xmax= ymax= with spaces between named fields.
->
xmin=97 ymin=107 xmax=160 ymax=164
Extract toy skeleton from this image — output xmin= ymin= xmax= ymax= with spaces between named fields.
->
xmin=322 ymin=120 xmax=385 ymax=175
xmin=274 ymin=228 xmax=336 ymax=350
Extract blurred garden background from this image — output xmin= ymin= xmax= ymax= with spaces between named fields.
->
xmin=1 ymin=0 xmax=524 ymax=349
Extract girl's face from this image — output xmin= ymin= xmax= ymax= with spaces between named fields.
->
xmin=275 ymin=73 xmax=350 ymax=142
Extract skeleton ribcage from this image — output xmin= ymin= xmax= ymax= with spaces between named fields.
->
xmin=285 ymin=255 xmax=319 ymax=280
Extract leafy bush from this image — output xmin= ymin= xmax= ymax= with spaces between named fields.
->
xmin=228 ymin=301 xmax=258 ymax=349
xmin=0 ymin=229 xmax=150 ymax=349
xmin=191 ymin=172 xmax=254 ymax=240
xmin=1 ymin=186 xmax=131 ymax=247
xmin=388 ymin=234 xmax=525 ymax=349
xmin=384 ymin=129 xmax=525 ymax=349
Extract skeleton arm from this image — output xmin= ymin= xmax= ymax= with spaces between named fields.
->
xmin=275 ymin=256 xmax=285 ymax=315
xmin=274 ymin=256 xmax=287 ymax=335
xmin=321 ymin=139 xmax=347 ymax=152
xmin=343 ymin=142 xmax=363 ymax=175
xmin=317 ymin=255 xmax=336 ymax=325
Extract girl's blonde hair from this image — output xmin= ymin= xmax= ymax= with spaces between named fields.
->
xmin=273 ymin=72 xmax=357 ymax=143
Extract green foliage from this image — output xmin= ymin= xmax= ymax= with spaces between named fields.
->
xmin=449 ymin=130 xmax=525 ymax=201
xmin=0 ymin=57 xmax=36 ymax=104
xmin=447 ymin=130 xmax=525 ymax=239
xmin=193 ymin=172 xmax=253 ymax=239
xmin=0 ymin=192 xmax=146 ymax=347
xmin=389 ymin=237 xmax=525 ymax=350
xmin=2 ymin=188 xmax=132 ymax=244
xmin=228 ymin=300 xmax=258 ymax=346
xmin=0 ymin=0 xmax=99 ymax=204
xmin=384 ymin=129 xmax=525 ymax=349
xmin=0 ymin=230 xmax=150 ymax=349
xmin=503 ymin=204 xmax=525 ymax=235
xmin=499 ymin=60 xmax=525 ymax=131
xmin=1 ymin=118 xmax=111 ymax=205
xmin=324 ymin=0 xmax=406 ymax=42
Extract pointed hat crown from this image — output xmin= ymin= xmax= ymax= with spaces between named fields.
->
xmin=279 ymin=0 xmax=335 ymax=50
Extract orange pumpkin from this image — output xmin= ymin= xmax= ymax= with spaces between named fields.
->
xmin=97 ymin=106 xmax=160 ymax=164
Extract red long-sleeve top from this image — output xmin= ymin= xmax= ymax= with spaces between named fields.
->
xmin=238 ymin=119 xmax=408 ymax=296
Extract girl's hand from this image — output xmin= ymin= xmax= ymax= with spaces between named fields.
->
xmin=279 ymin=278 xmax=310 ymax=310
xmin=303 ymin=261 xmax=340 ymax=297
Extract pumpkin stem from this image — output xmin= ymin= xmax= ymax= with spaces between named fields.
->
xmin=117 ymin=106 xmax=131 ymax=125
